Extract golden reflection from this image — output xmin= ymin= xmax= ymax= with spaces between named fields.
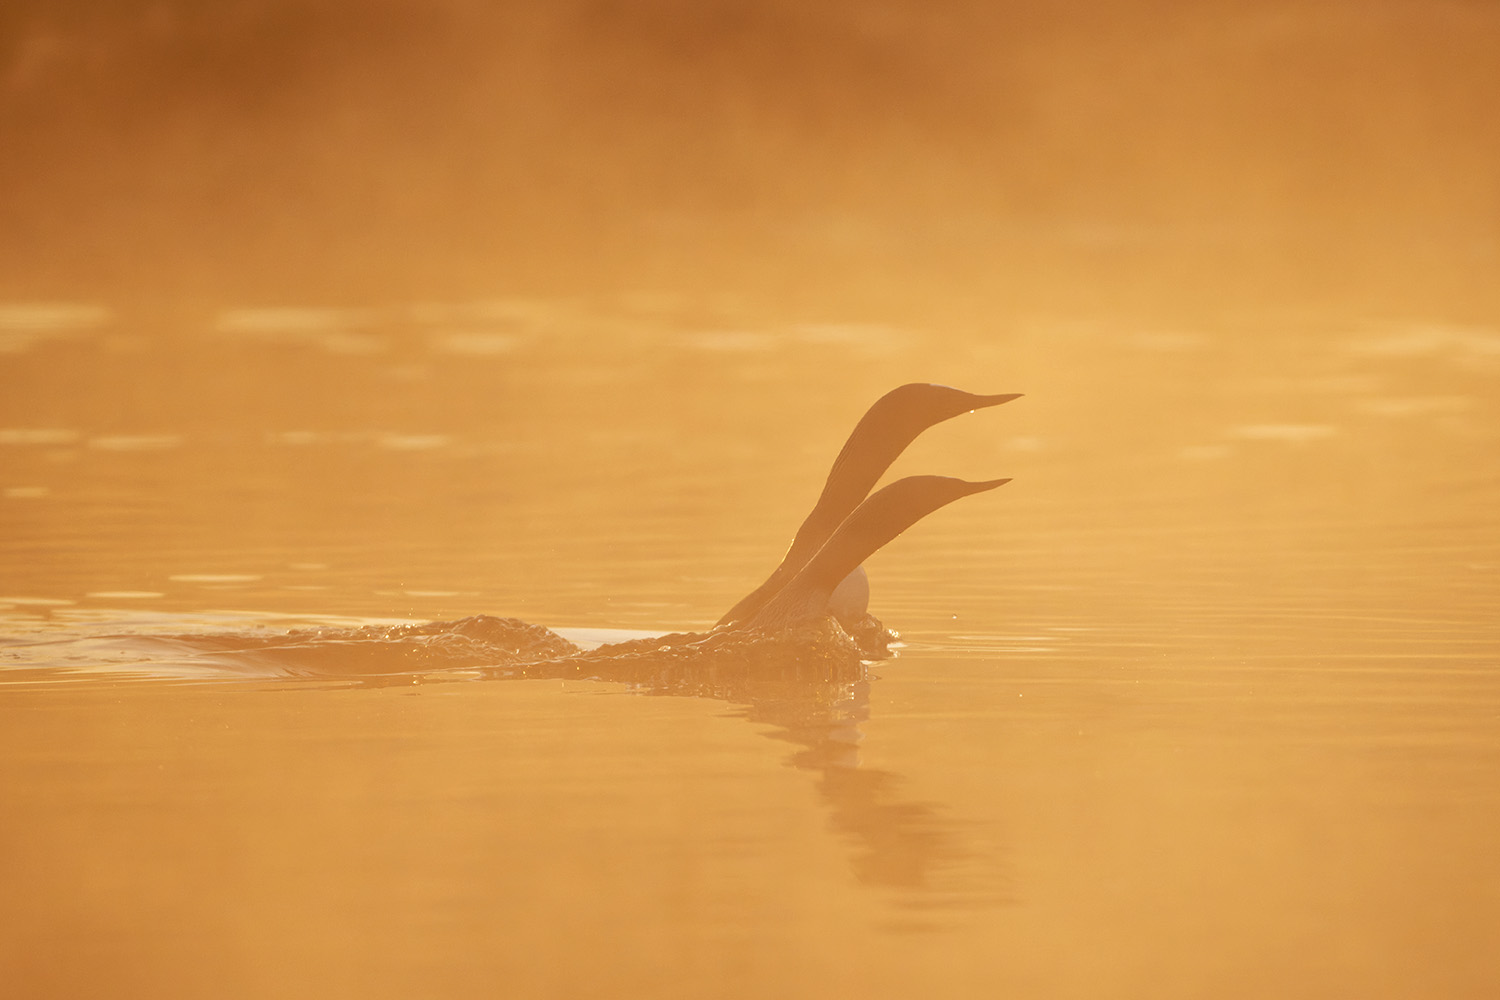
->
xmin=534 ymin=656 xmax=987 ymax=894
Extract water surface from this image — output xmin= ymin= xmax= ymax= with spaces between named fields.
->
xmin=2 ymin=302 xmax=1498 ymax=998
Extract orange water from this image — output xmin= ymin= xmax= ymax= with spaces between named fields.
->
xmin=2 ymin=302 xmax=1497 ymax=998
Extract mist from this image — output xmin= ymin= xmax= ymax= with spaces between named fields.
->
xmin=3 ymin=0 xmax=1496 ymax=319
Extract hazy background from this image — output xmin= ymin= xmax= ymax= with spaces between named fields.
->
xmin=3 ymin=0 xmax=1496 ymax=322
